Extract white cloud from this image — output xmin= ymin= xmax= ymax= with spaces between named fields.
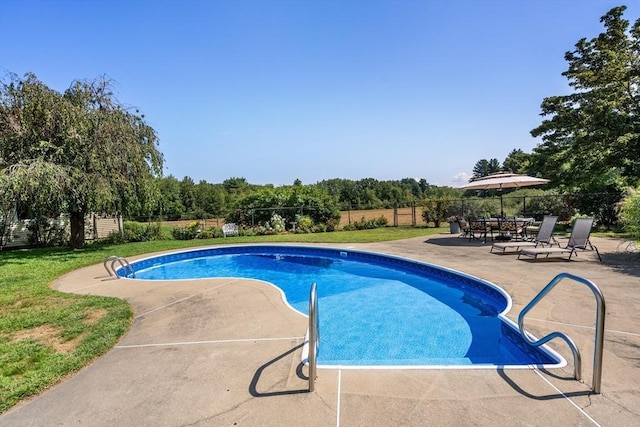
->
xmin=452 ymin=172 xmax=471 ymax=185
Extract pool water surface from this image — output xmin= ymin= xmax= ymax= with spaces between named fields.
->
xmin=125 ymin=245 xmax=563 ymax=368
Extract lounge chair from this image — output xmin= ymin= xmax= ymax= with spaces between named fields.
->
xmin=491 ymin=216 xmax=558 ymax=254
xmin=518 ymin=217 xmax=601 ymax=261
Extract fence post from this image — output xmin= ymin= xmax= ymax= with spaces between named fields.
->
xmin=412 ymin=201 xmax=416 ymax=226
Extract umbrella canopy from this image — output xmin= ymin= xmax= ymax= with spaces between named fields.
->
xmin=459 ymin=173 xmax=550 ymax=217
xmin=459 ymin=173 xmax=549 ymax=191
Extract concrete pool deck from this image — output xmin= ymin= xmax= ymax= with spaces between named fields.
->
xmin=2 ymin=234 xmax=639 ymax=426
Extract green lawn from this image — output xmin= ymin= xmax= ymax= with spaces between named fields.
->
xmin=0 ymin=226 xmax=441 ymax=412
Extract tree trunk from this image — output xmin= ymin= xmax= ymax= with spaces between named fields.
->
xmin=69 ymin=211 xmax=85 ymax=249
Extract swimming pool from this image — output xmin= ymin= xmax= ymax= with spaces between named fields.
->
xmin=122 ymin=245 xmax=564 ymax=369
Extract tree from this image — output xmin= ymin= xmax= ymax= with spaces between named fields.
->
xmin=0 ymin=73 xmax=163 ymax=248
xmin=180 ymin=176 xmax=196 ymax=214
xmin=472 ymin=158 xmax=501 ymax=179
xmin=531 ymin=6 xmax=640 ymax=191
xmin=155 ymin=175 xmax=185 ymax=220
xmin=194 ymin=180 xmax=227 ymax=218
xmin=502 ymin=149 xmax=532 ymax=174
xmin=226 ymin=185 xmax=340 ymax=229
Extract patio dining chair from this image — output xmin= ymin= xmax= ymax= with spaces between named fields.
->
xmin=496 ymin=218 xmax=525 ymax=241
xmin=467 ymin=219 xmax=493 ymax=243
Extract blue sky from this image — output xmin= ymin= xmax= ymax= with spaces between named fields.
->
xmin=1 ymin=0 xmax=637 ymax=187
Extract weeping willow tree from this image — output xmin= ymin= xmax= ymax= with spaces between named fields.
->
xmin=0 ymin=72 xmax=163 ymax=248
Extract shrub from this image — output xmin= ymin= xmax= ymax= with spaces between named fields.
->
xmin=421 ymin=197 xmax=451 ymax=227
xmin=241 ymin=227 xmax=256 ymax=237
xmin=342 ymin=223 xmax=356 ymax=231
xmin=120 ymin=221 xmax=164 ymax=242
xmin=349 ymin=215 xmax=388 ymax=230
xmin=295 ymin=215 xmax=314 ymax=233
xmin=26 ymin=216 xmax=68 ymax=247
xmin=619 ymin=187 xmax=640 ymax=238
xmin=99 ymin=222 xmax=165 ymax=244
xmin=312 ymin=223 xmax=328 ymax=233
xmin=102 ymin=229 xmax=126 ymax=244
xmin=171 ymin=221 xmax=200 ymax=240
xmin=269 ymin=213 xmax=286 ymax=233
xmin=195 ymin=227 xmax=224 ymax=239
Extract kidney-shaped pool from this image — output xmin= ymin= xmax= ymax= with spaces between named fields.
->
xmin=120 ymin=245 xmax=564 ymax=369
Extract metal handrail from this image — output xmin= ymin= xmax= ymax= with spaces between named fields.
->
xmin=103 ymin=255 xmax=119 ymax=276
xmin=518 ymin=272 xmax=606 ymax=393
xmin=308 ymin=282 xmax=318 ymax=392
xmin=104 ymin=256 xmax=136 ymax=279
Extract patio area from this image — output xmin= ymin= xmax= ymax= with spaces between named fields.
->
xmin=2 ymin=234 xmax=638 ymax=426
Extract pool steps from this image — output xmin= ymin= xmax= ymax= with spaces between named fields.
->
xmin=104 ymin=255 xmax=135 ymax=278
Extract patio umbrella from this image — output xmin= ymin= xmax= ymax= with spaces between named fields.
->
xmin=459 ymin=172 xmax=550 ymax=218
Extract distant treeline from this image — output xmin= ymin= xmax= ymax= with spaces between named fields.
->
xmin=147 ymin=176 xmax=462 ymax=221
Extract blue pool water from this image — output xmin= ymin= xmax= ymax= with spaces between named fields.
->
xmin=124 ymin=245 xmax=562 ymax=368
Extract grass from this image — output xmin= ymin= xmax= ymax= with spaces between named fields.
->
xmin=0 ymin=226 xmax=442 ymax=412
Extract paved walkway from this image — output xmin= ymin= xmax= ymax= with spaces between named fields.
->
xmin=2 ymin=234 xmax=639 ymax=426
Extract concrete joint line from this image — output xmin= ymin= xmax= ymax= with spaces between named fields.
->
xmin=515 ymin=316 xmax=639 ymax=337
xmin=134 ymin=280 xmax=239 ymax=319
xmin=115 ymin=336 xmax=305 ymax=349
xmin=533 ymin=369 xmax=601 ymax=427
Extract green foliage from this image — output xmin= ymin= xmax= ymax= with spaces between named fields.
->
xmin=295 ymin=215 xmax=314 ymax=233
xmin=154 ymin=175 xmax=185 ymax=220
xmin=317 ymin=177 xmax=431 ymax=210
xmin=26 ymin=216 xmax=68 ymax=247
xmin=502 ymin=149 xmax=532 ymax=174
xmin=140 ymin=176 xmax=443 ymax=226
xmin=619 ymin=187 xmax=640 ymax=238
xmin=171 ymin=222 xmax=201 ymax=240
xmin=195 ymin=226 xmax=224 ymax=239
xmin=343 ymin=215 xmax=389 ymax=231
xmin=457 ymin=198 xmax=499 ymax=220
xmin=472 ymin=159 xmax=502 ymax=179
xmin=421 ymin=197 xmax=452 ymax=227
xmin=226 ymin=185 xmax=341 ymax=231
xmin=530 ymin=6 xmax=640 ymax=191
xmin=564 ymin=189 xmax=623 ymax=227
xmin=269 ymin=213 xmax=286 ymax=233
xmin=0 ymin=72 xmax=164 ymax=248
xmin=508 ymin=189 xmax=575 ymax=221
xmin=102 ymin=221 xmax=164 ymax=243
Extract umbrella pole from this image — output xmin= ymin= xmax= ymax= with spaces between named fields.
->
xmin=499 ymin=184 xmax=504 ymax=218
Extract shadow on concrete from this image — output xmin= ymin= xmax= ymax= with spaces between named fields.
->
xmin=601 ymin=252 xmax=640 ymax=277
xmin=249 ymin=343 xmax=309 ymax=397
xmin=423 ymin=236 xmax=491 ymax=247
xmin=516 ymin=247 xmax=640 ymax=277
xmin=497 ymin=368 xmax=594 ymax=400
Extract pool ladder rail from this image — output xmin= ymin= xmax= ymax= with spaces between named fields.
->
xmin=308 ymin=282 xmax=319 ymax=392
xmin=104 ymin=255 xmax=136 ymax=279
xmin=518 ymin=272 xmax=605 ymax=394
